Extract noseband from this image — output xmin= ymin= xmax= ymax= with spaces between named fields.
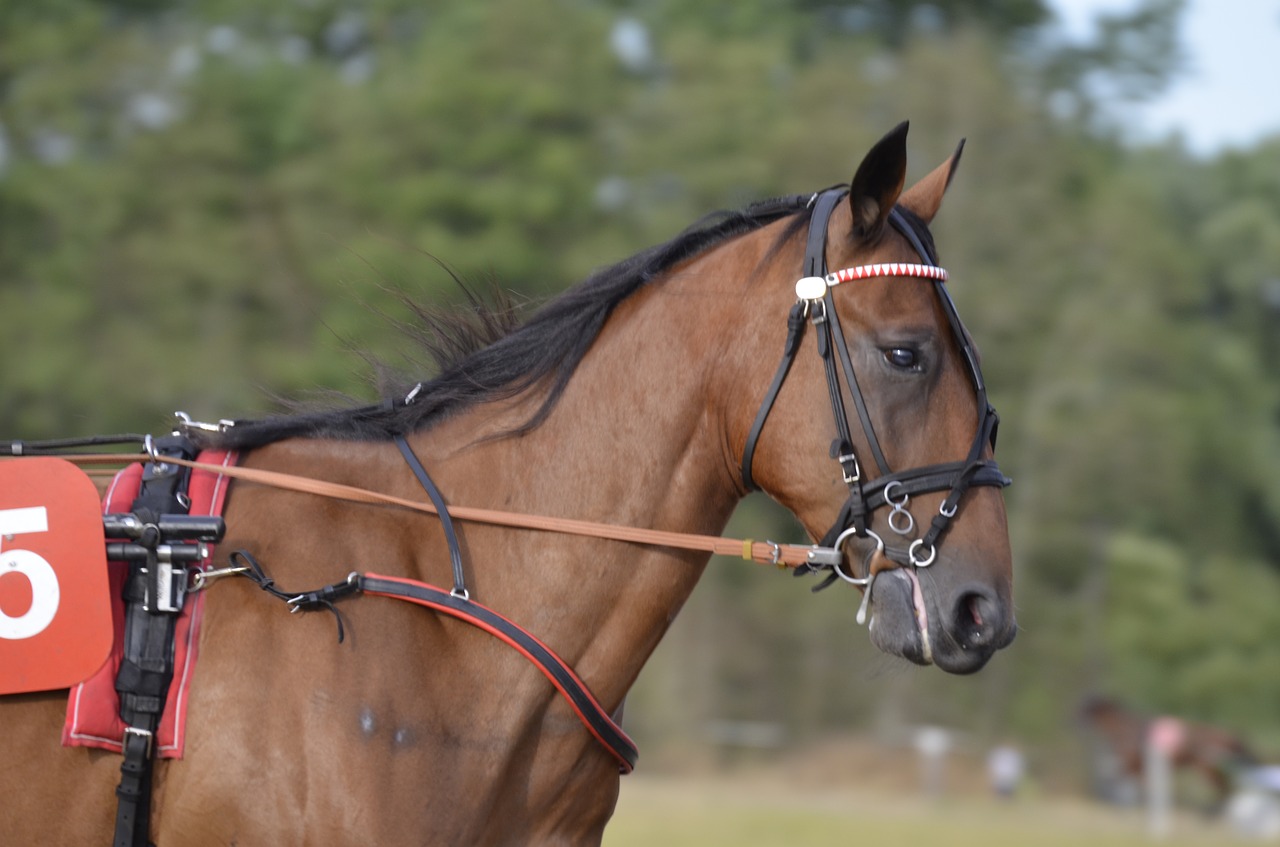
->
xmin=741 ymin=188 xmax=1009 ymax=586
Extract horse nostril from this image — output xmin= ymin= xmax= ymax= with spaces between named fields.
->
xmin=967 ymin=594 xmax=985 ymax=628
xmin=953 ymin=586 xmax=1002 ymax=648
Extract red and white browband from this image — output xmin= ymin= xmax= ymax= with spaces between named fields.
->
xmin=795 ymin=263 xmax=948 ymax=300
xmin=829 ymin=262 xmax=948 ymax=284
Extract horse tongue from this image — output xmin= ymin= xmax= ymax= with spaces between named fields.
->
xmin=904 ymin=568 xmax=933 ymax=664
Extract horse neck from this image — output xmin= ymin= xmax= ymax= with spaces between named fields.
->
xmin=389 ymin=238 xmax=767 ymax=704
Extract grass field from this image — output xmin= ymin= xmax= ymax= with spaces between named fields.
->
xmin=604 ymin=774 xmax=1231 ymax=847
xmin=601 ymin=736 xmax=1245 ymax=847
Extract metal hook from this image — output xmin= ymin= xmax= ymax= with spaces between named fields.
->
xmin=188 ymin=564 xmax=249 ymax=593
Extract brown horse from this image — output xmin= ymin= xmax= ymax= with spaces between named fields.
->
xmin=1080 ymin=696 xmax=1258 ymax=811
xmin=1 ymin=123 xmax=1015 ymax=844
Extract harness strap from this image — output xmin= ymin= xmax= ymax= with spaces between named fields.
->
xmin=112 ymin=434 xmax=197 ymax=847
xmin=394 ymin=435 xmax=468 ymax=598
xmin=358 ymin=574 xmax=638 ymax=773
xmin=741 ymin=302 xmax=806 ymax=491
xmin=815 ymin=301 xmax=870 ymax=533
xmin=221 ymin=552 xmax=638 ymax=774
xmin=822 ymin=285 xmax=891 ymax=477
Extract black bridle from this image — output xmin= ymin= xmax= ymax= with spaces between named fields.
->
xmin=741 ymin=188 xmax=1009 ymax=586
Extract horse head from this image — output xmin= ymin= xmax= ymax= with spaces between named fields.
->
xmin=730 ymin=122 xmax=1016 ymax=674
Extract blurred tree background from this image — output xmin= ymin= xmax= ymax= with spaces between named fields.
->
xmin=3 ymin=0 xmax=1278 ymax=780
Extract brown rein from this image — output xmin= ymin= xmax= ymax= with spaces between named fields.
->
xmin=20 ymin=453 xmax=829 ymax=569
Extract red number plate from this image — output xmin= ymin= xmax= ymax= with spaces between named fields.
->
xmin=0 ymin=458 xmax=113 ymax=694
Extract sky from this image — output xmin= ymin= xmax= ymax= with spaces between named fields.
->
xmin=1048 ymin=0 xmax=1280 ymax=155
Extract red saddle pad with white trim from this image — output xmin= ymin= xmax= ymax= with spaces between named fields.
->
xmin=62 ymin=450 xmax=236 ymax=760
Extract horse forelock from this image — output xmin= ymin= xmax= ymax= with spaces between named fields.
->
xmin=205 ymin=193 xmax=814 ymax=450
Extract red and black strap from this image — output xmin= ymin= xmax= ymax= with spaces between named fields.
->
xmin=233 ymin=555 xmax=638 ymax=774
xmin=358 ymin=573 xmax=637 ymax=773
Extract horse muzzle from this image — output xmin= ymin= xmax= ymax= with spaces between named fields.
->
xmin=864 ymin=568 xmax=1016 ymax=674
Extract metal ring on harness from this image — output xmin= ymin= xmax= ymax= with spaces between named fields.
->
xmin=909 ymin=538 xmax=937 ymax=567
xmin=883 ymin=480 xmax=915 ymax=536
xmin=829 ymin=526 xmax=883 ymax=587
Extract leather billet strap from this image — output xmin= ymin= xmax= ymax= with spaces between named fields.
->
xmin=113 ymin=434 xmax=199 ymax=847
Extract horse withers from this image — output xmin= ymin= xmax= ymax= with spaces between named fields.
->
xmin=1 ymin=122 xmax=1015 ymax=844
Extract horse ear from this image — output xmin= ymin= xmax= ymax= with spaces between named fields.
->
xmin=848 ymin=121 xmax=909 ymax=239
xmin=899 ymin=138 xmax=965 ymax=225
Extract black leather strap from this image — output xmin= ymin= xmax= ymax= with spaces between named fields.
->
xmin=394 ymin=435 xmax=467 ymax=598
xmin=113 ymin=729 xmax=155 ymax=847
xmin=803 ymin=189 xmax=843 ymax=277
xmin=359 ymin=574 xmax=638 ymax=773
xmin=223 ymin=558 xmax=639 ymax=774
xmin=741 ymin=303 xmax=807 ymax=491
xmin=113 ymin=434 xmax=198 ymax=847
xmin=822 ymin=288 xmax=891 ymax=477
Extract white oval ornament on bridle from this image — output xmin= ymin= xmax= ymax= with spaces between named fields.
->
xmin=795 ymin=276 xmax=828 ymax=301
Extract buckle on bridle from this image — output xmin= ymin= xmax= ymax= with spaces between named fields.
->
xmin=837 ymin=452 xmax=860 ymax=484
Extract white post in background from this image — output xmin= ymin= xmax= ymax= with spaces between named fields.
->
xmin=1145 ymin=717 xmax=1183 ymax=840
xmin=914 ymin=726 xmax=951 ymax=801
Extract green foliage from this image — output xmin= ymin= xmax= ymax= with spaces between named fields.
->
xmin=2 ymin=0 xmax=1277 ymax=756
xmin=1104 ymin=533 xmax=1280 ymax=730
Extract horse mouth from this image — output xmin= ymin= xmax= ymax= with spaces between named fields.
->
xmin=864 ymin=568 xmax=1011 ymax=674
xmin=866 ymin=569 xmax=932 ymax=666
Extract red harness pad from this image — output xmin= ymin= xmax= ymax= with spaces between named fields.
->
xmin=62 ymin=450 xmax=236 ymax=759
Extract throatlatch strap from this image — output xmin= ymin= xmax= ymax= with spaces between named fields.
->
xmin=741 ymin=302 xmax=807 ymax=491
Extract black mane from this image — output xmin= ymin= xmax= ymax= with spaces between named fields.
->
xmin=206 ymin=193 xmax=816 ymax=450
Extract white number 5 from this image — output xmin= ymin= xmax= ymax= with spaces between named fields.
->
xmin=0 ymin=507 xmax=61 ymax=640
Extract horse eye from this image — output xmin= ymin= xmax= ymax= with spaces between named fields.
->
xmin=884 ymin=347 xmax=920 ymax=370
